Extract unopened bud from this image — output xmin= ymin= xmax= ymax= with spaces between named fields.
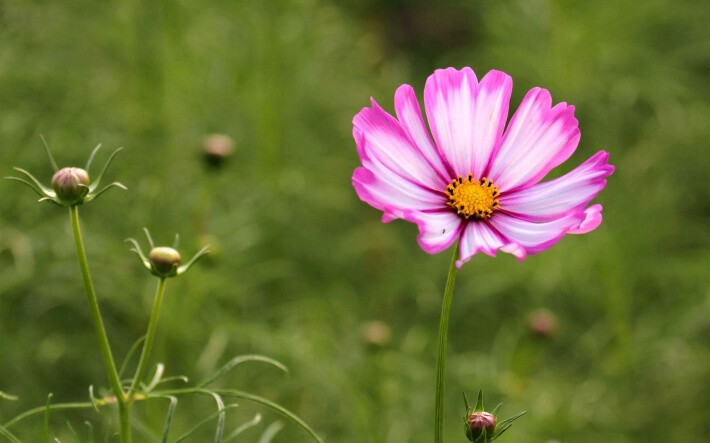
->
xmin=149 ymin=247 xmax=182 ymax=275
xmin=361 ymin=320 xmax=392 ymax=347
xmin=467 ymin=411 xmax=496 ymax=441
xmin=202 ymin=134 xmax=233 ymax=167
xmin=51 ymin=167 xmax=90 ymax=204
xmin=528 ymin=308 xmax=558 ymax=338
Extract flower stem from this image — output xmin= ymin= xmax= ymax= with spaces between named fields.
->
xmin=434 ymin=244 xmax=459 ymax=443
xmin=119 ymin=400 xmax=131 ymax=443
xmin=128 ymin=277 xmax=167 ymax=398
xmin=68 ymin=206 xmax=128 ymax=441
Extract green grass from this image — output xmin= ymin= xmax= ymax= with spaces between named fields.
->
xmin=1 ymin=0 xmax=709 ymax=441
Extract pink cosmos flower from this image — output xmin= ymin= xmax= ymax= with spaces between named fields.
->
xmin=352 ymin=67 xmax=614 ymax=268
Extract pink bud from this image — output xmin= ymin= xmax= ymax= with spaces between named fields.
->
xmin=51 ymin=167 xmax=90 ymax=204
xmin=467 ymin=411 xmax=496 ymax=440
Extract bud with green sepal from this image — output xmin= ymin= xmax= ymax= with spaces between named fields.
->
xmin=126 ymin=228 xmax=209 ymax=279
xmin=5 ymin=136 xmax=126 ymax=207
xmin=463 ymin=390 xmax=526 ymax=442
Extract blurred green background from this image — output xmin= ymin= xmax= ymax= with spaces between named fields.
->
xmin=1 ymin=0 xmax=709 ymax=441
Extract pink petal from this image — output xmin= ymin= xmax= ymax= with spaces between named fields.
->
xmin=455 ymin=222 xmax=506 ymax=268
xmin=354 ymin=98 xmax=446 ymax=191
xmin=488 ymin=87 xmax=580 ymax=191
xmin=499 ymin=151 xmax=614 ymax=222
xmin=403 ymin=210 xmax=464 ymax=254
xmin=489 ymin=212 xmax=587 ymax=257
xmin=394 ymin=84 xmax=452 ymax=180
xmin=352 ymin=160 xmax=443 ymax=222
xmin=424 ymin=68 xmax=512 ymax=178
xmin=568 ymin=204 xmax=603 ymax=234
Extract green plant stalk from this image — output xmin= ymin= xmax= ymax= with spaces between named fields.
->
xmin=119 ymin=400 xmax=131 ymax=443
xmin=69 ymin=206 xmax=129 ymax=441
xmin=128 ymin=277 xmax=167 ymax=398
xmin=434 ymin=244 xmax=459 ymax=443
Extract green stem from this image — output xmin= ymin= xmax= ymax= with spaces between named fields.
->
xmin=128 ymin=278 xmax=167 ymax=398
xmin=434 ymin=244 xmax=459 ymax=443
xmin=68 ymin=206 xmax=128 ymax=440
xmin=119 ymin=400 xmax=132 ymax=443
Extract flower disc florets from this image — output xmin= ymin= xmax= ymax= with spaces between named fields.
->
xmin=51 ymin=167 xmax=90 ymax=205
xmin=446 ymin=175 xmax=499 ymax=219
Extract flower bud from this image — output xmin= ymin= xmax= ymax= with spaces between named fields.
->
xmin=467 ymin=411 xmax=496 ymax=441
xmin=51 ymin=167 xmax=90 ymax=204
xmin=528 ymin=308 xmax=558 ymax=339
xmin=149 ymin=247 xmax=182 ymax=275
xmin=361 ymin=320 xmax=392 ymax=347
xmin=202 ymin=134 xmax=233 ymax=168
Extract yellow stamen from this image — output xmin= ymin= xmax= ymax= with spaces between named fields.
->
xmin=445 ymin=175 xmax=500 ymax=220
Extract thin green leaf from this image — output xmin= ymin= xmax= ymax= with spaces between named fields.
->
xmin=142 ymin=228 xmax=155 ymax=249
xmin=88 ymin=386 xmax=99 ymax=412
xmin=0 ymin=425 xmax=22 ymax=443
xmin=118 ymin=335 xmax=147 ymax=379
xmin=151 ymin=375 xmax=189 ymax=388
xmin=177 ymin=245 xmax=210 ymax=276
xmin=496 ymin=410 xmax=526 ymax=429
xmin=158 ymin=396 xmax=178 ymax=443
xmin=172 ymin=404 xmax=238 ymax=443
xmin=4 ymin=176 xmax=46 ymax=197
xmin=213 ymin=389 xmax=322 ymax=443
xmin=84 ymin=421 xmax=94 ymax=443
xmin=493 ymin=411 xmax=526 ymax=440
xmin=208 ymin=391 xmax=227 ymax=443
xmin=3 ymin=402 xmax=96 ymax=428
xmin=66 ymin=421 xmax=80 ymax=440
xmin=85 ymin=143 xmax=102 ymax=172
xmin=463 ymin=391 xmax=471 ymax=413
xmin=88 ymin=147 xmax=123 ymax=191
xmin=143 ymin=363 xmax=166 ymax=393
xmin=131 ymin=416 xmax=160 ymax=443
xmin=198 ymin=355 xmax=288 ymax=388
xmin=490 ymin=403 xmax=502 ymax=417
xmin=12 ymin=167 xmax=54 ymax=195
xmin=85 ymin=182 xmax=127 ymax=202
xmin=0 ymin=391 xmax=18 ymax=401
xmin=39 ymin=134 xmax=59 ymax=172
xmin=475 ymin=390 xmax=484 ymax=412
xmin=224 ymin=414 xmax=262 ymax=442
xmin=125 ymin=238 xmax=151 ymax=269
xmin=37 ymin=196 xmax=63 ymax=207
xmin=258 ymin=421 xmax=284 ymax=443
xmin=44 ymin=393 xmax=54 ymax=443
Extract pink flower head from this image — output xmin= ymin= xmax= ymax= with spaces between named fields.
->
xmin=352 ymin=67 xmax=614 ymax=268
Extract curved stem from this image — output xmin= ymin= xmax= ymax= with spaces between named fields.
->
xmin=434 ymin=244 xmax=459 ymax=443
xmin=69 ymin=206 xmax=129 ymax=441
xmin=128 ymin=277 xmax=167 ymax=398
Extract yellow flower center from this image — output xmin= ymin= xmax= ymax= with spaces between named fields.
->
xmin=446 ymin=174 xmax=500 ymax=220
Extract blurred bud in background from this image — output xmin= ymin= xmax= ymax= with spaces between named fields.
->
xmin=361 ymin=320 xmax=392 ymax=347
xmin=202 ymin=134 xmax=234 ymax=169
xmin=527 ymin=308 xmax=559 ymax=339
